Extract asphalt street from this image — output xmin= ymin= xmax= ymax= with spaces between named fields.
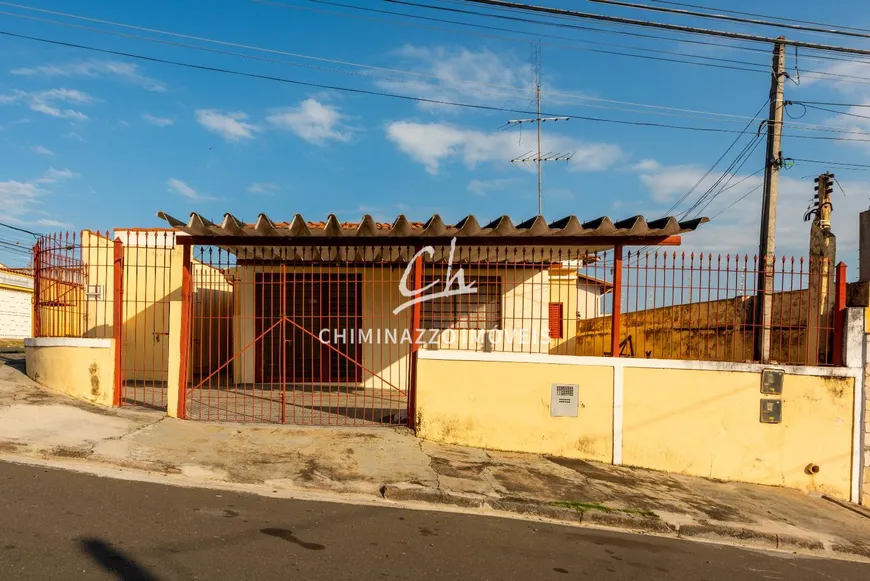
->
xmin=0 ymin=461 xmax=867 ymax=580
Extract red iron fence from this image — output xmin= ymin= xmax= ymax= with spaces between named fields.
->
xmin=32 ymin=231 xmax=848 ymax=423
xmin=33 ymin=230 xmax=175 ymax=410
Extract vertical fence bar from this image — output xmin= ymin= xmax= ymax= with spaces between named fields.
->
xmin=178 ymin=244 xmax=192 ymax=419
xmin=113 ymin=237 xmax=124 ymax=407
xmin=610 ymin=245 xmax=623 ymax=357
xmin=832 ymin=262 xmax=847 ymax=366
xmin=32 ymin=241 xmax=41 ymax=337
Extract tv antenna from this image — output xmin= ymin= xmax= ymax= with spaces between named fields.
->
xmin=502 ymin=42 xmax=574 ymax=216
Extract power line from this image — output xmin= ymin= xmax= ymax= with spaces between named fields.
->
xmin=646 ymin=0 xmax=870 ymax=35
xmin=251 ymin=1 xmax=870 ymax=87
xmin=0 ymin=221 xmax=40 ymax=237
xmin=459 ymin=0 xmax=870 ymax=57
xmin=0 ymin=5 xmax=794 ymax=126
xmin=794 ymin=102 xmax=870 ymax=122
xmin=6 ymin=27 xmax=870 ymax=142
xmin=710 ymin=184 xmax=763 ymax=220
xmin=268 ymin=0 xmax=769 ymax=54
xmin=791 ymin=158 xmax=870 ymax=171
xmin=589 ymin=0 xmax=870 ymax=42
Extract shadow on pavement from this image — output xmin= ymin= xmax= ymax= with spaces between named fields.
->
xmin=79 ymin=538 xmax=160 ymax=581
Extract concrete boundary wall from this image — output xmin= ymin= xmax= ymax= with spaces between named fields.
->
xmin=24 ymin=338 xmax=114 ymax=407
xmin=418 ymin=309 xmax=865 ymax=503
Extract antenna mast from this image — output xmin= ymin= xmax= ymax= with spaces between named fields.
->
xmin=504 ymin=43 xmax=574 ymax=215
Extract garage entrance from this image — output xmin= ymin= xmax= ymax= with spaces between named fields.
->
xmin=255 ymin=272 xmax=362 ymax=384
xmin=182 ymin=246 xmax=413 ymax=426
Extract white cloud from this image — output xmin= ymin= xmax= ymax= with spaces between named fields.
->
xmin=0 ymin=168 xmax=79 ymax=225
xmin=267 ymin=99 xmax=351 ymax=144
xmin=11 ymin=60 xmax=166 ymax=92
xmin=34 ymin=167 xmax=79 ymax=184
xmin=64 ymin=132 xmax=86 ymax=143
xmin=247 ymin=182 xmax=279 ymax=194
xmin=36 ymin=218 xmax=73 ymax=228
xmin=631 ymin=159 xmax=660 ymax=171
xmin=386 ymin=121 xmax=622 ymax=175
xmin=376 ymin=45 xmax=535 ymax=112
xmin=634 ymin=163 xmax=867 ymax=262
xmin=0 ymin=180 xmax=42 ymax=222
xmin=167 ymin=178 xmax=213 ymax=201
xmin=195 ymin=109 xmax=258 ymax=142
xmin=467 ymin=178 xmax=518 ymax=196
xmin=638 ymin=165 xmax=712 ymax=204
xmin=0 ymin=88 xmax=92 ymax=120
xmin=31 ymin=145 xmax=54 ymax=156
xmin=142 ymin=113 xmax=174 ymax=127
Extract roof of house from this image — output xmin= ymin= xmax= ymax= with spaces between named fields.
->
xmin=157 ymin=212 xmax=708 ymax=241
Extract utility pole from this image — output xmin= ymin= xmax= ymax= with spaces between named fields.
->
xmin=504 ymin=43 xmax=573 ymax=216
xmin=754 ymin=37 xmax=787 ymax=363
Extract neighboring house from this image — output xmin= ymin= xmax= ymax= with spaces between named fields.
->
xmin=0 ymin=264 xmax=34 ymax=339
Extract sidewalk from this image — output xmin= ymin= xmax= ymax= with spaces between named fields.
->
xmin=1 ymin=352 xmax=869 ymax=561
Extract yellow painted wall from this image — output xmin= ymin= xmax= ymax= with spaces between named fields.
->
xmin=25 ymin=344 xmax=114 ymax=407
xmin=415 ymin=356 xmax=855 ymax=497
xmin=76 ymin=231 xmax=230 ymax=384
xmin=416 ymin=358 xmax=614 ymax=462
xmin=622 ymin=368 xmax=854 ymax=498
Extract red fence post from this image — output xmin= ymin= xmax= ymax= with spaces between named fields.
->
xmin=407 ymin=251 xmax=424 ymax=431
xmin=610 ymin=246 xmax=623 ymax=357
xmin=32 ymin=240 xmax=41 ymax=337
xmin=177 ymin=244 xmax=193 ymax=420
xmin=113 ymin=237 xmax=124 ymax=407
xmin=832 ymin=261 xmax=847 ymax=366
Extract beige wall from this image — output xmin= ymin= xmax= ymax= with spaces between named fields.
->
xmin=416 ymin=353 xmax=856 ymax=499
xmin=416 ymin=357 xmax=614 ymax=462
xmin=623 ymin=367 xmax=854 ymax=498
xmin=25 ymin=341 xmax=114 ymax=407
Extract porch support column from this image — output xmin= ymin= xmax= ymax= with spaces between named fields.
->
xmin=407 ymin=250 xmax=424 ymax=431
xmin=167 ymin=244 xmax=190 ymax=418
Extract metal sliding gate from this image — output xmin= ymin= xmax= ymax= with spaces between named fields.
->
xmin=181 ymin=245 xmax=413 ymax=426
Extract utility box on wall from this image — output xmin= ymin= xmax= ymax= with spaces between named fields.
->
xmin=550 ymin=383 xmax=579 ymax=417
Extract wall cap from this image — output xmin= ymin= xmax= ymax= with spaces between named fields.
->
xmin=419 ymin=349 xmax=861 ymax=379
xmin=25 ymin=337 xmax=112 ymax=349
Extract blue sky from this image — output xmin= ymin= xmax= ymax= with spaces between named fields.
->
xmin=2 ymin=0 xmax=870 ymax=268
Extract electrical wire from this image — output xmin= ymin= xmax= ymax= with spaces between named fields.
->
xmin=795 ymin=102 xmax=870 ymax=122
xmin=791 ymin=158 xmax=870 ymax=171
xmin=458 ymin=0 xmax=870 ymax=58
xmin=589 ymin=0 xmax=870 ymax=42
xmin=647 ymin=0 xmax=870 ymax=35
xmin=6 ymin=28 xmax=870 ymax=142
xmin=0 ymin=221 xmax=40 ymax=237
xmin=0 ymin=5 xmax=800 ymax=127
xmin=5 ymin=9 xmax=870 ymax=135
xmin=709 ymin=184 xmax=763 ymax=220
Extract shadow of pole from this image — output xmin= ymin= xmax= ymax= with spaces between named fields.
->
xmin=79 ymin=538 xmax=160 ymax=581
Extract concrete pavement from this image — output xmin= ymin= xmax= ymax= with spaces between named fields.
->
xmin=2 ymin=352 xmax=870 ymax=562
xmin=2 ymin=461 xmax=869 ymax=581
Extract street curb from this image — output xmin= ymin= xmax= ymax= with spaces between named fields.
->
xmin=3 ymin=451 xmax=869 ymax=563
xmin=380 ymin=484 xmax=870 ymax=561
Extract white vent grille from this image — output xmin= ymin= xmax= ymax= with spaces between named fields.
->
xmin=551 ymin=383 xmax=579 ymax=417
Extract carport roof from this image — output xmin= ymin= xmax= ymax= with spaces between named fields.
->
xmin=157 ymin=212 xmax=708 ymax=243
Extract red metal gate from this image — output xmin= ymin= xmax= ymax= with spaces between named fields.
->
xmin=180 ymin=245 xmax=413 ymax=425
